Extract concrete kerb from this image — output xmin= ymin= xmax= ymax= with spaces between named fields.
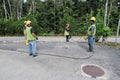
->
xmin=1 ymin=36 xmax=120 ymax=43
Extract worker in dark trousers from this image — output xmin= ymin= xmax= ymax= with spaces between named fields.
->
xmin=64 ymin=24 xmax=71 ymax=42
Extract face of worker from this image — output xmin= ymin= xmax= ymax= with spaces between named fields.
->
xmin=30 ymin=23 xmax=32 ymax=26
xmin=90 ymin=20 xmax=94 ymax=25
xmin=27 ymin=23 xmax=32 ymax=27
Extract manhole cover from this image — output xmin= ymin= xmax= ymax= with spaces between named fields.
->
xmin=82 ymin=65 xmax=105 ymax=78
xmin=81 ymin=64 xmax=107 ymax=79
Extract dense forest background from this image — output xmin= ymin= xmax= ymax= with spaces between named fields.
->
xmin=0 ymin=0 xmax=119 ymax=37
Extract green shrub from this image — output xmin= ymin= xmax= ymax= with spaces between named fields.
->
xmin=41 ymin=31 xmax=55 ymax=36
xmin=101 ymin=26 xmax=112 ymax=37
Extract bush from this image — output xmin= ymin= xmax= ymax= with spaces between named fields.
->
xmin=95 ymin=26 xmax=112 ymax=42
xmin=101 ymin=26 xmax=112 ymax=37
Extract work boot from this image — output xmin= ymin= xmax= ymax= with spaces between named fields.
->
xmin=87 ymin=49 xmax=92 ymax=52
xmin=33 ymin=55 xmax=38 ymax=57
xmin=29 ymin=54 xmax=32 ymax=56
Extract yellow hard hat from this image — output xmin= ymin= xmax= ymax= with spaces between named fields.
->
xmin=26 ymin=20 xmax=32 ymax=25
xmin=90 ymin=17 xmax=96 ymax=21
xmin=66 ymin=24 xmax=70 ymax=27
xmin=24 ymin=21 xmax=27 ymax=24
xmin=27 ymin=20 xmax=31 ymax=22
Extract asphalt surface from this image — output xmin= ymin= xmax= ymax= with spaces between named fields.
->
xmin=0 ymin=37 xmax=120 ymax=80
xmin=0 ymin=36 xmax=120 ymax=42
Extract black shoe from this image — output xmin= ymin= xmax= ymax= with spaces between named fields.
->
xmin=66 ymin=40 xmax=69 ymax=42
xmin=29 ymin=54 xmax=32 ymax=56
xmin=33 ymin=55 xmax=38 ymax=57
xmin=87 ymin=50 xmax=92 ymax=52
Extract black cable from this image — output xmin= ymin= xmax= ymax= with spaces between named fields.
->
xmin=17 ymin=50 xmax=94 ymax=60
xmin=0 ymin=39 xmax=95 ymax=60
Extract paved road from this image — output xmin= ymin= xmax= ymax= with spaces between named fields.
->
xmin=0 ymin=36 xmax=120 ymax=43
xmin=0 ymin=37 xmax=120 ymax=80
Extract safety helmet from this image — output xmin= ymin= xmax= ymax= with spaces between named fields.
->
xmin=24 ymin=21 xmax=27 ymax=24
xmin=90 ymin=17 xmax=96 ymax=21
xmin=66 ymin=24 xmax=70 ymax=27
xmin=26 ymin=20 xmax=32 ymax=25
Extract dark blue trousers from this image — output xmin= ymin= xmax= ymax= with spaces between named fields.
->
xmin=88 ymin=36 xmax=94 ymax=51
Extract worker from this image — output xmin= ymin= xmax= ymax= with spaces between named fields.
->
xmin=25 ymin=21 xmax=38 ymax=57
xmin=64 ymin=24 xmax=71 ymax=42
xmin=87 ymin=17 xmax=96 ymax=52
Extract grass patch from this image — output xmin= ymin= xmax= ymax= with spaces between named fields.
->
xmin=96 ymin=42 xmax=120 ymax=50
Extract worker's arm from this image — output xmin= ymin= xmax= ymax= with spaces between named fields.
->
xmin=90 ymin=32 xmax=94 ymax=35
xmin=23 ymin=30 xmax=26 ymax=35
xmin=32 ymin=33 xmax=38 ymax=40
xmin=23 ymin=26 xmax=26 ymax=35
xmin=31 ymin=28 xmax=38 ymax=40
xmin=32 ymin=33 xmax=37 ymax=38
xmin=66 ymin=27 xmax=70 ymax=32
xmin=90 ymin=27 xmax=95 ymax=36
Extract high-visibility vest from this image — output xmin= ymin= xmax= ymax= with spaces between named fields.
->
xmin=26 ymin=27 xmax=36 ymax=40
xmin=87 ymin=24 xmax=96 ymax=36
xmin=64 ymin=30 xmax=69 ymax=36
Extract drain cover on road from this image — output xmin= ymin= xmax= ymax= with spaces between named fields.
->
xmin=81 ymin=64 xmax=108 ymax=80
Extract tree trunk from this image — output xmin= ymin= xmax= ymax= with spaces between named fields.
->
xmin=16 ymin=1 xmax=19 ymax=19
xmin=28 ymin=5 xmax=32 ymax=15
xmin=20 ymin=0 xmax=23 ymax=18
xmin=107 ymin=0 xmax=112 ymax=26
xmin=104 ymin=0 xmax=108 ymax=27
xmin=3 ymin=0 xmax=7 ymax=19
xmin=7 ymin=0 xmax=12 ymax=18
xmin=32 ymin=0 xmax=35 ymax=13
xmin=103 ymin=0 xmax=109 ymax=42
xmin=16 ymin=0 xmax=23 ymax=20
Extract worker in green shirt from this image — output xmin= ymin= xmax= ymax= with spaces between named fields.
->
xmin=87 ymin=17 xmax=96 ymax=52
xmin=25 ymin=21 xmax=38 ymax=57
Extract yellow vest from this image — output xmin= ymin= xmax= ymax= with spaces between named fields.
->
xmin=64 ymin=30 xmax=69 ymax=36
xmin=87 ymin=24 xmax=96 ymax=36
xmin=26 ymin=27 xmax=36 ymax=40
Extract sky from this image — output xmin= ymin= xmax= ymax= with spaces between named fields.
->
xmin=24 ymin=0 xmax=45 ymax=3
xmin=24 ymin=0 xmax=87 ymax=3
xmin=24 ymin=0 xmax=27 ymax=3
xmin=41 ymin=0 xmax=45 ymax=2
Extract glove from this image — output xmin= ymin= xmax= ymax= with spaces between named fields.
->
xmin=36 ymin=37 xmax=38 ymax=40
xmin=25 ymin=40 xmax=28 ymax=46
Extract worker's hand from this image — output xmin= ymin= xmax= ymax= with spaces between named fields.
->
xmin=36 ymin=37 xmax=38 ymax=40
xmin=90 ymin=32 xmax=93 ymax=36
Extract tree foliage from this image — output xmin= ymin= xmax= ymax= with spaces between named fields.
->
xmin=0 ymin=0 xmax=119 ymax=36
